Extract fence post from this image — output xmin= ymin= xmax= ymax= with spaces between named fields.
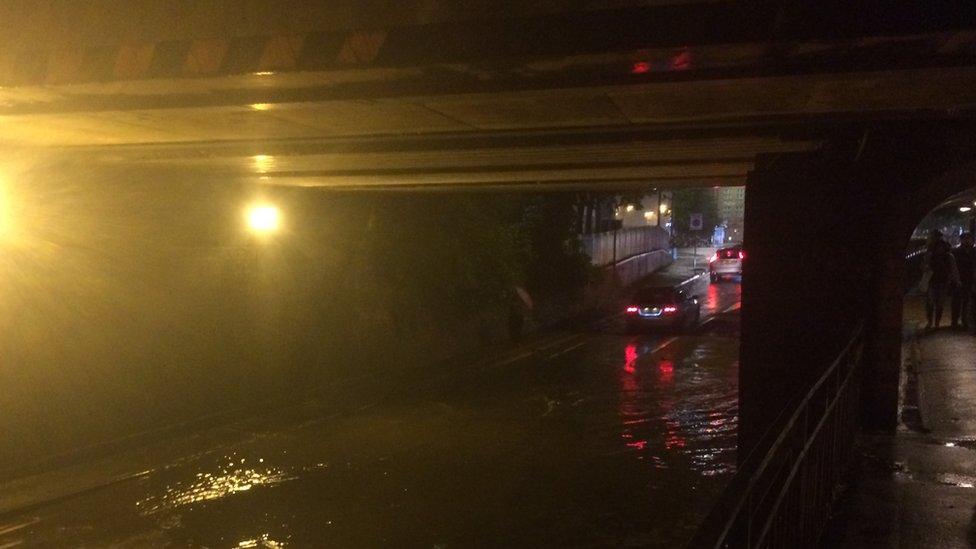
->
xmin=612 ymin=228 xmax=618 ymax=271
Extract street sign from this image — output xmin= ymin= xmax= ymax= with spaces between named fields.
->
xmin=690 ymin=213 xmax=703 ymax=230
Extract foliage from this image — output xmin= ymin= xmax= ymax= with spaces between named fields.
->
xmin=354 ymin=193 xmax=594 ymax=323
xmin=671 ymin=188 xmax=720 ymax=234
xmin=518 ymin=194 xmax=594 ymax=300
xmin=364 ymin=193 xmax=525 ymax=320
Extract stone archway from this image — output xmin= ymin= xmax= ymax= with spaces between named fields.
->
xmin=861 ymin=155 xmax=976 ymax=433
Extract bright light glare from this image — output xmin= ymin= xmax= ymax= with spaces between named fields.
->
xmin=0 ymin=192 xmax=9 ymax=235
xmin=0 ymin=182 xmax=14 ymax=240
xmin=250 ymin=103 xmax=272 ymax=111
xmin=246 ymin=204 xmax=281 ymax=234
xmin=252 ymin=155 xmax=274 ymax=173
xmin=960 ymin=206 xmax=972 ymax=212
xmin=660 ymin=203 xmax=668 ymax=214
xmin=625 ymin=204 xmax=635 ymax=212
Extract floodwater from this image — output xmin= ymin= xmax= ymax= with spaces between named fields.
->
xmin=0 ymin=282 xmax=740 ymax=548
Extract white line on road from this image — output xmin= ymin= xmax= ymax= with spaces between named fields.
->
xmin=699 ymin=300 xmax=742 ymax=328
xmin=649 ymin=337 xmax=679 ymax=355
xmin=546 ymin=341 xmax=586 ymax=360
xmin=0 ymin=517 xmax=40 ymax=537
xmin=535 ymin=333 xmax=585 ymax=352
xmin=723 ymin=302 xmax=741 ymax=313
xmin=491 ymin=350 xmax=536 ymax=368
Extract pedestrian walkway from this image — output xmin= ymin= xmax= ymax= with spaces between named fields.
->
xmin=675 ymin=246 xmax=717 ymax=272
xmin=659 ymin=246 xmax=716 ymax=281
xmin=824 ymin=299 xmax=976 ymax=547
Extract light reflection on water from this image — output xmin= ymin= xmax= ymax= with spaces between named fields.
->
xmin=237 ymin=533 xmax=288 ymax=548
xmin=617 ymin=340 xmax=738 ymax=477
xmin=135 ymin=453 xmax=319 ymax=515
xmin=136 ymin=465 xmax=294 ymax=515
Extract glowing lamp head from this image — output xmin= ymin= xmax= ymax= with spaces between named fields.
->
xmin=246 ymin=203 xmax=281 ymax=234
xmin=0 ymin=184 xmax=13 ymax=240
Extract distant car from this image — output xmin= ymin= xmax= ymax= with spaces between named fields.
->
xmin=709 ymin=245 xmax=744 ymax=282
xmin=625 ymin=286 xmax=701 ymax=332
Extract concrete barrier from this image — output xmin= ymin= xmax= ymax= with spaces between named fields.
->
xmin=581 ymin=226 xmax=670 ymax=267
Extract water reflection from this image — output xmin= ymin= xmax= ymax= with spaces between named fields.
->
xmin=237 ymin=533 xmax=288 ymax=548
xmin=624 ymin=343 xmax=638 ymax=374
xmin=617 ymin=339 xmax=737 ymax=476
xmin=658 ymin=359 xmax=674 ymax=383
xmin=136 ymin=454 xmax=297 ymax=515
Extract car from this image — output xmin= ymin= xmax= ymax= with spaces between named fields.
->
xmin=709 ymin=245 xmax=745 ymax=282
xmin=625 ymin=286 xmax=701 ymax=332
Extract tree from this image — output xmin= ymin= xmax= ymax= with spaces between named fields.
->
xmin=518 ymin=194 xmax=594 ymax=300
xmin=671 ymin=188 xmax=720 ymax=234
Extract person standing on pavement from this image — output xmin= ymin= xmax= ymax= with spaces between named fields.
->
xmin=923 ymin=230 xmax=959 ymax=330
xmin=951 ymin=232 xmax=976 ymax=329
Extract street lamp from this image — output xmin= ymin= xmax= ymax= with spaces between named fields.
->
xmin=245 ymin=203 xmax=281 ymax=235
xmin=0 ymin=182 xmax=13 ymax=241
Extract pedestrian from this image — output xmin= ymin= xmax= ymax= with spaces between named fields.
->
xmin=951 ymin=232 xmax=976 ymax=329
xmin=923 ymin=230 xmax=958 ymax=330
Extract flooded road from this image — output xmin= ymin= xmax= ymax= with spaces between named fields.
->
xmin=1 ymin=281 xmax=740 ymax=548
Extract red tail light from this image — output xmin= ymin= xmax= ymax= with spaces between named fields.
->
xmin=663 ymin=305 xmax=678 ymax=314
xmin=739 ymin=250 xmax=746 ymax=260
xmin=626 ymin=306 xmax=639 ymax=314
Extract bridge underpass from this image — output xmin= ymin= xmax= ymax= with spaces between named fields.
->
xmin=2 ymin=2 xmax=976 ymax=547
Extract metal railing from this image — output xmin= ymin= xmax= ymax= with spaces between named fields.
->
xmin=690 ymin=324 xmax=865 ymax=548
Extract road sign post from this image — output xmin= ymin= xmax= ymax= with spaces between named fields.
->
xmin=690 ymin=213 xmax=703 ymax=267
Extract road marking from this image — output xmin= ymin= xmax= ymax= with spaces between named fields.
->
xmin=649 ymin=337 xmax=679 ymax=355
xmin=487 ymin=333 xmax=587 ymax=369
xmin=0 ymin=517 xmax=39 ymax=537
xmin=722 ymin=302 xmax=741 ymax=313
xmin=536 ymin=333 xmax=585 ymax=352
xmin=699 ymin=300 xmax=742 ymax=328
xmin=546 ymin=341 xmax=586 ymax=360
xmin=491 ymin=350 xmax=536 ymax=368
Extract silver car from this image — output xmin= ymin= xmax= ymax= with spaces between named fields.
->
xmin=709 ymin=246 xmax=744 ymax=282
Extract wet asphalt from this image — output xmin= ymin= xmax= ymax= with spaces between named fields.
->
xmin=0 ymin=280 xmax=741 ymax=548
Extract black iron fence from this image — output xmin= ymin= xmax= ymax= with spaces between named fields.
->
xmin=689 ymin=324 xmax=865 ymax=548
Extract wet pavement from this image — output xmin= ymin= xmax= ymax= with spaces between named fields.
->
xmin=0 ymin=261 xmax=740 ymax=548
xmin=824 ymin=300 xmax=976 ymax=548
